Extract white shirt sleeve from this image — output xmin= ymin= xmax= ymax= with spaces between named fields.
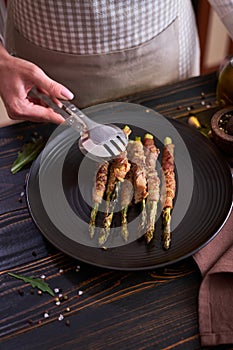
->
xmin=0 ymin=1 xmax=7 ymax=46
xmin=208 ymin=0 xmax=233 ymax=40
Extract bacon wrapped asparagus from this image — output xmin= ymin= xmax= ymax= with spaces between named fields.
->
xmin=120 ymin=165 xmax=134 ymax=241
xmin=89 ymin=161 xmax=109 ymax=238
xmin=127 ymin=137 xmax=148 ymax=204
xmin=132 ymin=136 xmax=148 ymax=235
xmin=98 ymin=126 xmax=131 ymax=246
xmin=121 ymin=137 xmax=148 ymax=238
xmin=143 ymin=134 xmax=160 ymax=243
xmin=161 ymin=137 xmax=176 ymax=250
xmin=105 ymin=150 xmax=130 ymax=213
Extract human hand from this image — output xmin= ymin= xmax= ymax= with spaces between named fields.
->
xmin=0 ymin=46 xmax=74 ymax=124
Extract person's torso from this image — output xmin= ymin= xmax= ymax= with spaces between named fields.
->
xmin=11 ymin=0 xmax=178 ymax=54
xmin=7 ymin=0 xmax=200 ymax=107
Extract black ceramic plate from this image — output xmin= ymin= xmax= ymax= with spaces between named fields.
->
xmin=26 ymin=102 xmax=233 ymax=270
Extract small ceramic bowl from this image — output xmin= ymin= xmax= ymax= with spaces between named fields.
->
xmin=211 ymin=107 xmax=233 ymax=156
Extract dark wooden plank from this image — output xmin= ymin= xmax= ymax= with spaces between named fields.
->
xmin=1 ymin=258 xmax=202 ymax=350
xmin=121 ymin=71 xmax=218 ymax=114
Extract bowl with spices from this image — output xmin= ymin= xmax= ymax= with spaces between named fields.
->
xmin=211 ymin=107 xmax=233 ymax=157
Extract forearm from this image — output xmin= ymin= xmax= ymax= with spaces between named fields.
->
xmin=0 ymin=41 xmax=11 ymax=61
xmin=0 ymin=42 xmax=17 ymax=101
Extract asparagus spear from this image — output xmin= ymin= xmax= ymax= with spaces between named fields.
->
xmin=120 ymin=166 xmax=134 ymax=242
xmin=162 ymin=207 xmax=171 ymax=250
xmin=132 ymin=136 xmax=148 ymax=236
xmin=137 ymin=197 xmax=147 ymax=237
xmin=98 ymin=181 xmax=121 ymax=246
xmin=145 ymin=201 xmax=158 ymax=243
xmin=121 ymin=206 xmax=129 ymax=242
xmin=143 ymin=133 xmax=160 ymax=243
xmin=89 ymin=203 xmax=99 ymax=238
xmin=89 ymin=161 xmax=109 ymax=238
xmin=161 ymin=137 xmax=176 ymax=250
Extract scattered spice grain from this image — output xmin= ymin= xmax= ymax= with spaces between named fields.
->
xmin=58 ymin=314 xmax=64 ymax=321
xmin=18 ymin=289 xmax=24 ymax=296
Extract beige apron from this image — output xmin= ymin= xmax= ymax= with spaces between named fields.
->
xmin=7 ymin=18 xmax=180 ymax=108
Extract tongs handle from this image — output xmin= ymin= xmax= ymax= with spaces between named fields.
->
xmin=60 ymin=100 xmax=99 ymax=130
xmin=28 ymin=87 xmax=87 ymax=132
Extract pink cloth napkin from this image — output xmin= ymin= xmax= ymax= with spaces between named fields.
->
xmin=193 ymin=208 xmax=233 ymax=347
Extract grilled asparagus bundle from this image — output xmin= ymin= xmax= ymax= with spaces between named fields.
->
xmin=89 ymin=128 xmax=176 ymax=250
xmin=161 ymin=137 xmax=176 ymax=250
xmin=143 ymin=134 xmax=160 ymax=243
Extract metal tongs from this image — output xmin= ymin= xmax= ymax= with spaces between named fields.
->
xmin=29 ymin=88 xmax=128 ymax=160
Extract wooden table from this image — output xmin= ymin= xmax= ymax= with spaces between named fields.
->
xmin=0 ymin=72 xmax=232 ymax=350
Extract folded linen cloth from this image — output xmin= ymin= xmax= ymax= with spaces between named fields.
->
xmin=193 ymin=208 xmax=233 ymax=347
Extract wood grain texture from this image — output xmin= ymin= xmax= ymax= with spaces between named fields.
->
xmin=1 ymin=257 xmax=201 ymax=349
xmin=1 ymin=72 xmax=232 ymax=350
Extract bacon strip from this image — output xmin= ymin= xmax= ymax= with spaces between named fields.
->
xmin=106 ymin=150 xmax=130 ymax=197
xmin=143 ymin=134 xmax=160 ymax=243
xmin=143 ymin=135 xmax=160 ymax=202
xmin=161 ymin=137 xmax=176 ymax=250
xmin=93 ymin=162 xmax=109 ymax=204
xmin=127 ymin=139 xmax=148 ymax=204
xmin=162 ymin=142 xmax=176 ymax=209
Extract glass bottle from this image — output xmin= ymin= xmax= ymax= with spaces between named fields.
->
xmin=216 ymin=57 xmax=233 ymax=106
